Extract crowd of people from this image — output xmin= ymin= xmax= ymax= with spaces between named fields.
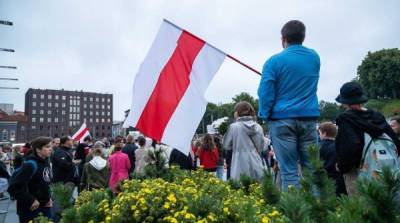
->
xmin=1 ymin=20 xmax=399 ymax=222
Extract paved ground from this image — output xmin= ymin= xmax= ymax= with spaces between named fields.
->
xmin=0 ymin=195 xmax=18 ymax=223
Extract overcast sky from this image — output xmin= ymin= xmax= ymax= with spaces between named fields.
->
xmin=1 ymin=0 xmax=399 ymax=120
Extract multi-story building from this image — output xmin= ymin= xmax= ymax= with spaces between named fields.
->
xmin=0 ymin=109 xmax=28 ymax=144
xmin=25 ymin=88 xmax=113 ymax=140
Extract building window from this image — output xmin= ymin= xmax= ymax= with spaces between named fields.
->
xmin=41 ymin=94 xmax=44 ymax=99
xmin=33 ymin=94 xmax=37 ymax=99
xmin=55 ymin=118 xmax=58 ymax=123
xmin=96 ymin=111 xmax=99 ymax=116
xmin=62 ymin=103 xmax=65 ymax=107
xmin=96 ymin=105 xmax=99 ymax=109
xmin=90 ymin=97 xmax=93 ymax=102
xmin=90 ymin=104 xmax=93 ymax=109
xmin=48 ymin=102 xmax=52 ymax=107
xmin=55 ymin=95 xmax=59 ymax=100
xmin=40 ymin=118 xmax=44 ymax=123
xmin=96 ymin=97 xmax=99 ymax=102
xmin=84 ymin=97 xmax=87 ymax=101
xmin=47 ymin=118 xmax=51 ymax=122
xmin=107 ymin=105 xmax=111 ymax=109
xmin=48 ymin=95 xmax=52 ymax=99
xmin=32 ymin=110 xmax=36 ymax=115
xmin=48 ymin=110 xmax=51 ymax=115
xmin=40 ymin=110 xmax=44 ymax=115
xmin=62 ymin=96 xmax=66 ymax=100
xmin=96 ymin=118 xmax=99 ymax=123
xmin=101 ymin=118 xmax=105 ymax=123
xmin=10 ymin=131 xmax=15 ymax=141
xmin=61 ymin=110 xmax=65 ymax=115
xmin=2 ymin=130 xmax=8 ymax=141
xmin=40 ymin=102 xmax=44 ymax=107
xmin=83 ymin=104 xmax=87 ymax=108
xmin=102 ymin=105 xmax=105 ymax=109
xmin=55 ymin=103 xmax=58 ymax=107
xmin=90 ymin=118 xmax=93 ymax=123
xmin=32 ymin=125 xmax=36 ymax=130
xmin=90 ymin=111 xmax=93 ymax=115
xmin=101 ymin=111 xmax=104 ymax=116
xmin=33 ymin=102 xmax=36 ymax=107
xmin=32 ymin=117 xmax=36 ymax=122
xmin=107 ymin=98 xmax=111 ymax=102
xmin=102 ymin=98 xmax=105 ymax=102
xmin=107 ymin=118 xmax=111 ymax=123
xmin=107 ymin=111 xmax=110 ymax=116
xmin=83 ymin=111 xmax=87 ymax=115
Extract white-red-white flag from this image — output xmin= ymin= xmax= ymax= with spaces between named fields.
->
xmin=72 ymin=122 xmax=91 ymax=143
xmin=123 ymin=20 xmax=226 ymax=154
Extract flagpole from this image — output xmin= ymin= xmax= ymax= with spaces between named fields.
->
xmin=163 ymin=19 xmax=262 ymax=76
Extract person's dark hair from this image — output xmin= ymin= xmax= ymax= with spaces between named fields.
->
xmin=93 ymin=148 xmax=103 ymax=156
xmin=138 ymin=136 xmax=146 ymax=147
xmin=201 ymin=134 xmax=215 ymax=151
xmin=31 ymin=136 xmax=52 ymax=155
xmin=234 ymin=101 xmax=255 ymax=117
xmin=24 ymin=143 xmax=31 ymax=148
xmin=60 ymin=136 xmax=71 ymax=145
xmin=391 ymin=116 xmax=400 ymax=124
xmin=83 ymin=136 xmax=92 ymax=143
xmin=318 ymin=122 xmax=338 ymax=138
xmin=126 ymin=135 xmax=134 ymax=143
xmin=281 ymin=20 xmax=306 ymax=44
xmin=213 ymin=136 xmax=222 ymax=149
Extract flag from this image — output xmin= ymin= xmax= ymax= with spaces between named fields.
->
xmin=72 ymin=122 xmax=91 ymax=143
xmin=124 ymin=20 xmax=226 ymax=154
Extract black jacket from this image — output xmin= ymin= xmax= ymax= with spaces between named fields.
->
xmin=8 ymin=155 xmax=52 ymax=214
xmin=122 ymin=143 xmax=138 ymax=173
xmin=75 ymin=143 xmax=89 ymax=161
xmin=169 ymin=149 xmax=194 ymax=170
xmin=0 ymin=160 xmax=10 ymax=179
xmin=336 ymin=109 xmax=400 ymax=173
xmin=51 ymin=146 xmax=77 ymax=184
xmin=320 ymin=139 xmax=340 ymax=176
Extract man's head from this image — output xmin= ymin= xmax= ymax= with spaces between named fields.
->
xmin=52 ymin=137 xmax=60 ymax=148
xmin=126 ymin=135 xmax=134 ymax=143
xmin=60 ymin=136 xmax=73 ymax=149
xmin=83 ymin=136 xmax=92 ymax=144
xmin=335 ymin=82 xmax=368 ymax=110
xmin=281 ymin=20 xmax=306 ymax=48
xmin=390 ymin=117 xmax=400 ymax=135
xmin=318 ymin=122 xmax=337 ymax=140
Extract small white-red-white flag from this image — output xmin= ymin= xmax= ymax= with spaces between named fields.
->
xmin=123 ymin=20 xmax=226 ymax=154
xmin=72 ymin=122 xmax=91 ymax=143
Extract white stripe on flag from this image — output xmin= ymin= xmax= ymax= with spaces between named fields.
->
xmin=72 ymin=123 xmax=87 ymax=140
xmin=161 ymin=44 xmax=226 ymax=154
xmin=123 ymin=22 xmax=182 ymax=128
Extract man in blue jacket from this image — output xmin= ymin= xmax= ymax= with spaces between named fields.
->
xmin=258 ymin=20 xmax=320 ymax=191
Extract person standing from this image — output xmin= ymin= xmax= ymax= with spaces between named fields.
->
xmin=197 ymin=134 xmax=219 ymax=173
xmin=318 ymin=122 xmax=347 ymax=196
xmin=52 ymin=138 xmax=60 ymax=149
xmin=134 ymin=137 xmax=153 ymax=175
xmin=8 ymin=137 xmax=54 ymax=223
xmin=122 ymin=135 xmax=138 ymax=175
xmin=257 ymin=20 xmax=320 ymax=191
xmin=223 ymin=102 xmax=266 ymax=181
xmin=52 ymin=136 xmax=81 ymax=187
xmin=335 ymin=82 xmax=400 ymax=196
xmin=109 ymin=138 xmax=131 ymax=193
xmin=80 ymin=148 xmax=109 ymax=190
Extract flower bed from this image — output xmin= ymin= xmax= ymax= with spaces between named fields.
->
xmin=61 ymin=167 xmax=285 ymax=223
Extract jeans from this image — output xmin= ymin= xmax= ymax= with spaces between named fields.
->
xmin=216 ymin=166 xmax=224 ymax=180
xmin=268 ymin=119 xmax=318 ymax=191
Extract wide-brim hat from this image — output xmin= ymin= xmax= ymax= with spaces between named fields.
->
xmin=335 ymin=82 xmax=368 ymax=105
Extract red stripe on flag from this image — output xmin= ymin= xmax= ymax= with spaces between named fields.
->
xmin=136 ymin=31 xmax=205 ymax=141
xmin=74 ymin=127 xmax=89 ymax=141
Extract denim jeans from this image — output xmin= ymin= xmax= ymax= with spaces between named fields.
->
xmin=268 ymin=119 xmax=318 ymax=191
xmin=216 ymin=166 xmax=224 ymax=180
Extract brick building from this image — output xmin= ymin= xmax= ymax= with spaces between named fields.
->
xmin=25 ymin=88 xmax=113 ymax=140
xmin=0 ymin=109 xmax=28 ymax=144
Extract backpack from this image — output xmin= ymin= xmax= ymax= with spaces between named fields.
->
xmin=359 ymin=133 xmax=400 ymax=179
xmin=8 ymin=160 xmax=38 ymax=196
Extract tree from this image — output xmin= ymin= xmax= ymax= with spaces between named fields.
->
xmin=319 ymin=100 xmax=344 ymax=122
xmin=357 ymin=48 xmax=400 ymax=99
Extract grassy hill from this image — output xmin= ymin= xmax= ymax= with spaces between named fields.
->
xmin=365 ymin=99 xmax=400 ymax=117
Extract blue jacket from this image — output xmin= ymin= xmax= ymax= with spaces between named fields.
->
xmin=258 ymin=44 xmax=320 ymax=120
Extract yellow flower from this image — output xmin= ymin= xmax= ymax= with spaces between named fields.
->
xmin=163 ymin=202 xmax=170 ymax=209
xmin=167 ymin=193 xmax=177 ymax=203
xmin=223 ymin=207 xmax=230 ymax=215
xmin=105 ymin=215 xmax=112 ymax=223
xmin=269 ymin=210 xmax=280 ymax=217
xmin=262 ymin=216 xmax=270 ymax=223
